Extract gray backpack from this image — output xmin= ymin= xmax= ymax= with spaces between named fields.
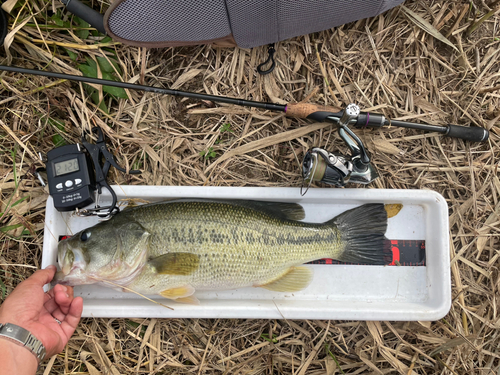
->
xmin=62 ymin=0 xmax=404 ymax=48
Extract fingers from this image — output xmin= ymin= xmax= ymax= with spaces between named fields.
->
xmin=51 ymin=307 xmax=67 ymax=322
xmin=44 ymin=282 xmax=69 ymax=304
xmin=66 ymin=285 xmax=74 ymax=300
xmin=44 ymin=285 xmax=76 ymax=316
xmin=54 ymin=285 xmax=74 ymax=315
xmin=44 ymin=287 xmax=55 ymax=304
xmin=60 ymin=297 xmax=83 ymax=340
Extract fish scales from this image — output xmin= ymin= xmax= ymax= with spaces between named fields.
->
xmin=116 ymin=201 xmax=344 ymax=291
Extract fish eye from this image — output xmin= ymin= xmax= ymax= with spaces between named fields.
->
xmin=80 ymin=231 xmax=91 ymax=242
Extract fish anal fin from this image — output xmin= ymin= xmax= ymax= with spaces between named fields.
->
xmin=159 ymin=285 xmax=195 ymax=299
xmin=175 ymin=295 xmax=200 ymax=305
xmin=149 ymin=253 xmax=200 ymax=275
xmin=258 ymin=266 xmax=312 ymax=292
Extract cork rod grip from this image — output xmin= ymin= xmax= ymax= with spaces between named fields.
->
xmin=286 ymin=103 xmax=342 ymax=121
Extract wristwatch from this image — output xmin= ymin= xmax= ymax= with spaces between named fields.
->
xmin=0 ymin=323 xmax=46 ymax=365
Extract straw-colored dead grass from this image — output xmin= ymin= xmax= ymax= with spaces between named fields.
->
xmin=1 ymin=0 xmax=499 ymax=374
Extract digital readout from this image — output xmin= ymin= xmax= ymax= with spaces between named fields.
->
xmin=54 ymin=158 xmax=79 ymax=176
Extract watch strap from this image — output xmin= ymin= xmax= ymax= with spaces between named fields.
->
xmin=0 ymin=323 xmax=46 ymax=364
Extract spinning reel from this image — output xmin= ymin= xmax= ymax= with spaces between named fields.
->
xmin=301 ymin=104 xmax=378 ymax=193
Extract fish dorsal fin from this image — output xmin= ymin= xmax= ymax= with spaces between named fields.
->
xmin=232 ymin=200 xmax=306 ymax=221
xmin=160 ymin=285 xmax=195 ymax=299
xmin=258 ymin=266 xmax=312 ymax=292
xmin=149 ymin=253 xmax=200 ymax=275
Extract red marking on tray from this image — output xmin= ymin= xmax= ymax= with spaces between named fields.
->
xmin=389 ymin=246 xmax=400 ymax=266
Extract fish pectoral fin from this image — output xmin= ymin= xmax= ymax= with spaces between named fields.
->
xmin=175 ymin=295 xmax=200 ymax=305
xmin=257 ymin=266 xmax=312 ymax=292
xmin=149 ymin=253 xmax=200 ymax=275
xmin=160 ymin=285 xmax=196 ymax=299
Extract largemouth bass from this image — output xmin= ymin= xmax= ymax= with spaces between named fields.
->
xmin=55 ymin=200 xmax=390 ymax=304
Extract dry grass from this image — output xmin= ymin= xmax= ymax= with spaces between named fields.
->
xmin=1 ymin=0 xmax=499 ymax=374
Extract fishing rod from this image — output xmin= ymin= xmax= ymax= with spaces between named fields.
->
xmin=0 ymin=65 xmax=489 ymax=143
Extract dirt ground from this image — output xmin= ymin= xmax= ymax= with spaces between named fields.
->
xmin=0 ymin=0 xmax=499 ymax=374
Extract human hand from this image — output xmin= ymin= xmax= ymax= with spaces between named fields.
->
xmin=0 ymin=265 xmax=83 ymax=359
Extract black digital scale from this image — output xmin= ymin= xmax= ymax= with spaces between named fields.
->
xmin=43 ymin=127 xmax=140 ymax=216
xmin=46 ymin=144 xmax=95 ymax=211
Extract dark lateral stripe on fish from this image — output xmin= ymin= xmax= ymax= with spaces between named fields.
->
xmin=58 ymin=236 xmax=426 ymax=266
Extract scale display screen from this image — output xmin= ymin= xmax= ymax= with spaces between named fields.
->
xmin=54 ymin=158 xmax=79 ymax=176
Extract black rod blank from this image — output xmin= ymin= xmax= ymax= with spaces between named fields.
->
xmin=0 ymin=65 xmax=288 ymax=112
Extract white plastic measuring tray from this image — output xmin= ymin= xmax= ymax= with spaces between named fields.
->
xmin=42 ymin=186 xmax=451 ymax=321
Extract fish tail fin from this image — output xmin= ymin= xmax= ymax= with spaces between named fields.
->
xmin=328 ymin=204 xmax=391 ymax=265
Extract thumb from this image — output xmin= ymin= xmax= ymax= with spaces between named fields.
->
xmin=24 ymin=265 xmax=57 ymax=288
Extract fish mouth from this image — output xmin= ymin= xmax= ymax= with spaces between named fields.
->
xmin=55 ymin=241 xmax=88 ymax=285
